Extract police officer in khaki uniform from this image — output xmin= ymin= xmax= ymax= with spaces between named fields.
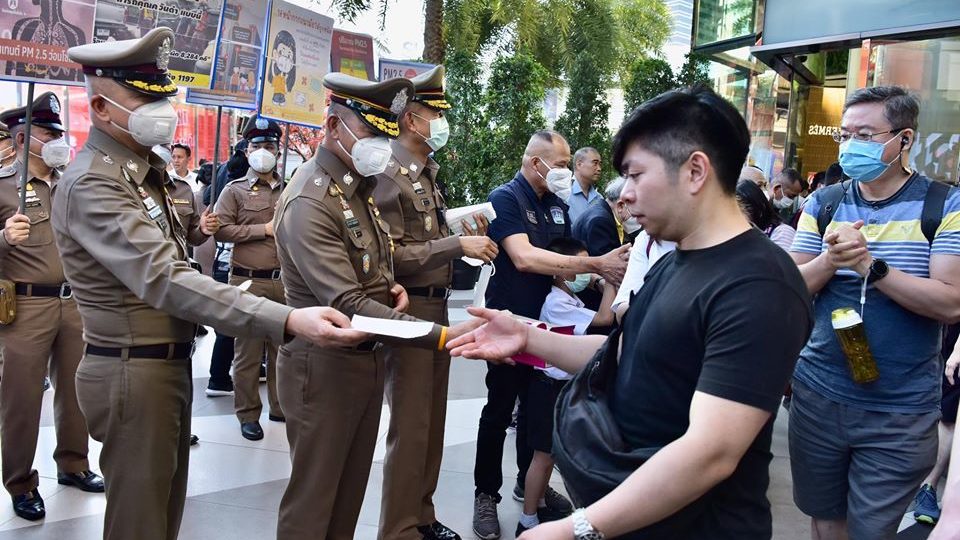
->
xmin=374 ymin=66 xmax=498 ymax=540
xmin=0 ymin=121 xmax=15 ymax=168
xmin=273 ymin=72 xmax=483 ymax=540
xmin=215 ymin=116 xmax=286 ymax=440
xmin=157 ymin=144 xmax=220 ymax=248
xmin=58 ymin=28 xmax=369 ymax=540
xmin=0 ymin=92 xmax=104 ymax=522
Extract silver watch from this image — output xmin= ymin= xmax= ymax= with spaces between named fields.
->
xmin=572 ymin=508 xmax=604 ymax=540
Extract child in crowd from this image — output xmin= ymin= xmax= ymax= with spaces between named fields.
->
xmin=517 ymin=237 xmax=616 ymax=536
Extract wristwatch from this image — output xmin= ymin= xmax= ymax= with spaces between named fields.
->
xmin=572 ymin=508 xmax=604 ymax=540
xmin=867 ymin=258 xmax=889 ymax=284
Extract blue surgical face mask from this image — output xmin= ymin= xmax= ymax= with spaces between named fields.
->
xmin=564 ymin=273 xmax=591 ymax=294
xmin=838 ymin=135 xmax=903 ymax=183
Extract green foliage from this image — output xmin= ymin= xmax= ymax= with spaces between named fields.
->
xmin=676 ymin=52 xmax=711 ymax=87
xmin=554 ymin=54 xmax=611 ymax=165
xmin=611 ymin=0 xmax=672 ymax=81
xmin=435 ymin=51 xmax=549 ymax=206
xmin=623 ymin=57 xmax=674 ymax=111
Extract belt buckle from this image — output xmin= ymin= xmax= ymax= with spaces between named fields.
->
xmin=59 ymin=283 xmax=73 ymax=299
xmin=271 ymin=269 xmax=282 ymax=280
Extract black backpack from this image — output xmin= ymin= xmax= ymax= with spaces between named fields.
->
xmin=816 ymin=178 xmax=951 ymax=245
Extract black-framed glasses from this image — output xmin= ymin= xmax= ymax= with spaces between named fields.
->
xmin=832 ymin=128 xmax=905 ymax=144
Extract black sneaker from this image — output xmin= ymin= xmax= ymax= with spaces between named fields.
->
xmin=512 ymin=483 xmax=524 ymax=502
xmin=515 ymin=522 xmax=530 ymax=537
xmin=205 ymin=381 xmax=234 ymax=397
xmin=417 ymin=520 xmax=461 ymax=540
xmin=543 ymin=486 xmax=573 ymax=517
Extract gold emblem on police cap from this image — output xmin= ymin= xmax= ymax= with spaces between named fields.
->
xmin=390 ymin=89 xmax=408 ymax=115
xmin=256 ymin=118 xmax=268 ymax=130
xmin=157 ymin=37 xmax=172 ymax=71
xmin=49 ymin=95 xmax=60 ymax=115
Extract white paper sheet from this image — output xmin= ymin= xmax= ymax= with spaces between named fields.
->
xmin=473 ymin=264 xmax=494 ymax=308
xmin=350 ymin=314 xmax=433 ymax=339
xmin=446 ymin=202 xmax=497 ymax=236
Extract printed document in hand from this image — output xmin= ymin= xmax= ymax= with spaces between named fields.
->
xmin=351 ymin=315 xmax=433 ymax=339
xmin=446 ymin=202 xmax=496 ymax=236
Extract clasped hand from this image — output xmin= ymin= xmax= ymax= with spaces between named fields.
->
xmin=824 ymin=220 xmax=872 ymax=277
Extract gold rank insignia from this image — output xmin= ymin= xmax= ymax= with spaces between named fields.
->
xmin=25 ymin=183 xmax=33 ymax=191
xmin=252 ymin=186 xmax=259 ymax=191
xmin=400 ymin=167 xmax=408 ymax=176
xmin=425 ymin=215 xmax=433 ymax=232
xmin=362 ymin=253 xmax=371 ymax=274
xmin=328 ymin=185 xmax=338 ymax=196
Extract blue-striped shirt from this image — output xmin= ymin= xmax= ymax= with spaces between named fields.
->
xmin=790 ymin=174 xmax=960 ymax=413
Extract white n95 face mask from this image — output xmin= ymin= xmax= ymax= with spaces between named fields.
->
xmin=31 ymin=136 xmax=70 ymax=168
xmin=248 ymin=148 xmax=278 ymax=173
xmin=537 ymin=156 xmax=573 ymax=199
xmin=337 ymin=120 xmax=392 ymax=177
xmin=100 ymin=94 xmax=178 ymax=147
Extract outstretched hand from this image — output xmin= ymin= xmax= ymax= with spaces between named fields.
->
xmin=447 ymin=307 xmax=526 ymax=363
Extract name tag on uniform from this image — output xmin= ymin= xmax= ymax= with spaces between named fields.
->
xmin=525 ymin=210 xmax=538 ymax=224
xmin=148 ymin=205 xmax=164 ymax=220
xmin=173 ymin=198 xmax=191 ymax=205
xmin=412 ymin=181 xmax=426 ymax=194
xmin=550 ymin=207 xmax=565 ymax=225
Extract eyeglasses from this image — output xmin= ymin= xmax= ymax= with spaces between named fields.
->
xmin=832 ymin=128 xmax=904 ymax=144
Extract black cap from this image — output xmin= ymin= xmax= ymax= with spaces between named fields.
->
xmin=68 ymin=27 xmax=178 ymax=97
xmin=241 ymin=116 xmax=283 ymax=143
xmin=324 ymin=72 xmax=415 ymax=138
xmin=0 ymin=91 xmax=65 ymax=133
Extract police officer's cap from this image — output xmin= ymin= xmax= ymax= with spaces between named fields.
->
xmin=68 ymin=27 xmax=178 ymax=97
xmin=410 ymin=66 xmax=451 ymax=110
xmin=241 ymin=116 xmax=283 ymax=143
xmin=0 ymin=92 xmax=65 ymax=133
xmin=324 ymin=73 xmax=415 ymax=138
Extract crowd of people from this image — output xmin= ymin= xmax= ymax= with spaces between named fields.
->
xmin=0 ymin=26 xmax=958 ymax=540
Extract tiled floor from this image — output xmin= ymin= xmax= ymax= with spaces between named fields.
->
xmin=0 ymin=291 xmax=939 ymax=539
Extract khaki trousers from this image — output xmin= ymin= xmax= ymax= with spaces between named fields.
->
xmin=379 ymin=297 xmax=451 ymax=540
xmin=229 ymin=274 xmax=284 ymax=423
xmin=277 ymin=344 xmax=385 ymax=540
xmin=76 ymin=354 xmax=192 ymax=540
xmin=0 ymin=296 xmax=89 ymax=496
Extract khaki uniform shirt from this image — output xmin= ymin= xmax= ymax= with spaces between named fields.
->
xmin=0 ymin=161 xmax=66 ymax=285
xmin=52 ymin=128 xmax=291 ymax=348
xmin=373 ymin=141 xmax=461 ymax=288
xmin=274 ymin=147 xmax=442 ymax=350
xmin=214 ymin=169 xmax=282 ymax=271
xmin=166 ymin=175 xmax=208 ymax=247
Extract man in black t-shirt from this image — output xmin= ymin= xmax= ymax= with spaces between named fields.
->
xmin=448 ymin=85 xmax=813 ymax=540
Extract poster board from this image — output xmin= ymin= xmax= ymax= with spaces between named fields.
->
xmin=185 ymin=0 xmax=270 ymax=109
xmin=257 ymin=0 xmax=334 ymax=129
xmin=331 ymin=29 xmax=375 ymax=81
xmin=379 ymin=58 xmax=434 ymax=81
xmin=91 ymin=0 xmax=226 ymax=89
xmin=0 ymin=0 xmax=98 ymax=85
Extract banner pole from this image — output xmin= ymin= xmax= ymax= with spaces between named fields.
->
xmin=281 ymin=123 xmax=291 ymax=188
xmin=211 ymin=105 xmax=224 ymax=206
xmin=18 ymin=82 xmax=35 ymax=214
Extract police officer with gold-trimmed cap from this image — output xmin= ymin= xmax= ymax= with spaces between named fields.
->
xmin=273 ymin=72 xmax=485 ymax=540
xmin=214 ymin=114 xmax=287 ymax=441
xmin=374 ymin=65 xmax=497 ymax=540
xmin=0 ymin=121 xmax=15 ymax=168
xmin=0 ymin=91 xmax=105 ymax=522
xmin=59 ymin=27 xmax=368 ymax=540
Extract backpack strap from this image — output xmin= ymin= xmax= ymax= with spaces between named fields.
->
xmin=921 ymin=179 xmax=950 ymax=246
xmin=816 ymin=180 xmax=852 ymax=238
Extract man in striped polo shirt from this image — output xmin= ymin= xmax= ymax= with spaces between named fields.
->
xmin=789 ymin=85 xmax=960 ymax=539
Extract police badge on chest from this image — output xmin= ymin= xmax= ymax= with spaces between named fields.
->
xmin=549 ymin=206 xmax=565 ymax=225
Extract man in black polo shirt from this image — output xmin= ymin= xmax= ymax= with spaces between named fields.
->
xmin=472 ymin=130 xmax=629 ymax=539
xmin=455 ymin=87 xmax=812 ymax=539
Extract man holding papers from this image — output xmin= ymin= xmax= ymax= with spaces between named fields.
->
xmin=372 ymin=65 xmax=498 ymax=540
xmin=272 ymin=72 xmax=483 ymax=540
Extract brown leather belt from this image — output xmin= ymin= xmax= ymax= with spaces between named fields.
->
xmin=15 ymin=283 xmax=72 ymax=299
xmin=85 ymin=342 xmax=194 ymax=360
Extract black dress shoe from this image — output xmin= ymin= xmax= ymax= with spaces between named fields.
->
xmin=190 ymin=434 xmax=200 ymax=446
xmin=418 ymin=521 xmax=462 ymax=540
xmin=57 ymin=470 xmax=105 ymax=493
xmin=241 ymin=421 xmax=264 ymax=440
xmin=12 ymin=489 xmax=45 ymax=521
xmin=268 ymin=414 xmax=286 ymax=423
